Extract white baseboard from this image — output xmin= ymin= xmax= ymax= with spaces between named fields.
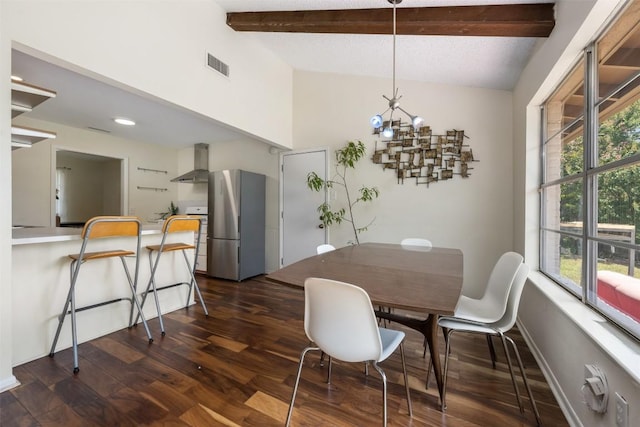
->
xmin=0 ymin=375 xmax=20 ymax=393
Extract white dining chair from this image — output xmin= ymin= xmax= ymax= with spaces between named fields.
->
xmin=453 ymin=251 xmax=524 ymax=323
xmin=400 ymin=237 xmax=432 ymax=248
xmin=316 ymin=243 xmax=336 ymax=254
xmin=286 ymin=277 xmax=412 ymax=427
xmin=425 ymin=251 xmax=525 ymax=387
xmin=438 ymin=262 xmax=542 ymax=425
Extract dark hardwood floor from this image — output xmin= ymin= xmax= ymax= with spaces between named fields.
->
xmin=1 ymin=275 xmax=568 ymax=426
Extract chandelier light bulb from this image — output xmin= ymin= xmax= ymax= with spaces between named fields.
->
xmin=382 ymin=127 xmax=394 ymax=138
xmin=370 ymin=114 xmax=384 ymax=128
xmin=412 ymin=116 xmax=424 ymax=129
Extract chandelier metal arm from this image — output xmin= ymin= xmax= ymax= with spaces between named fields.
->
xmin=370 ymin=0 xmax=424 ymax=134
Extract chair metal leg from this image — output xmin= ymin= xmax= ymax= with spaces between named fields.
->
xmin=498 ymin=332 xmax=525 ymax=413
xmin=120 ymin=257 xmax=153 ymax=343
xmin=181 ymin=250 xmax=208 ymax=316
xmin=399 ymin=342 xmax=413 ymax=417
xmin=147 ymin=250 xmax=166 ymax=335
xmin=49 ymin=261 xmax=78 ymax=359
xmin=135 ymin=249 xmax=169 ymax=334
xmin=327 ymin=356 xmax=333 ymax=384
xmin=50 ymin=260 xmax=83 ymax=373
xmin=286 ymin=346 xmax=319 ymax=427
xmin=506 ymin=335 xmax=542 ymax=426
xmin=69 ymin=275 xmax=79 ymax=373
xmin=487 ymin=334 xmax=497 ymax=368
xmin=441 ymin=328 xmax=455 ymax=411
xmin=371 ymin=361 xmax=388 ymax=427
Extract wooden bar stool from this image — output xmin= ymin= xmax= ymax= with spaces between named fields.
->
xmin=49 ymin=216 xmax=153 ymax=374
xmin=137 ymin=215 xmax=209 ymax=336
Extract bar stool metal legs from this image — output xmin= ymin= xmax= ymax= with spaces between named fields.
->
xmin=48 ymin=216 xmax=153 ymax=374
xmin=136 ymin=215 xmax=209 ymax=336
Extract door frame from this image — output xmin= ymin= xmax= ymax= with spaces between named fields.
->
xmin=278 ymin=147 xmax=329 ymax=268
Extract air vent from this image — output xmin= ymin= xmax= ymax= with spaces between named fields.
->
xmin=207 ymin=53 xmax=230 ymax=77
xmin=88 ymin=126 xmax=111 ymax=133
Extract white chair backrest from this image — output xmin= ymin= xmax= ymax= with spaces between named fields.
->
xmin=454 ymin=252 xmax=524 ymax=323
xmin=484 ymin=252 xmax=523 ymax=298
xmin=316 ymin=244 xmax=336 ymax=254
xmin=493 ymin=263 xmax=530 ymax=332
xmin=304 ymin=277 xmax=382 ymax=363
xmin=400 ymin=238 xmax=432 ymax=248
xmin=482 ymin=251 xmax=523 ymax=314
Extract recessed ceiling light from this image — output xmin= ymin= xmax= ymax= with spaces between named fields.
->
xmin=114 ymin=118 xmax=136 ymax=126
xmin=11 ymin=75 xmax=23 ymax=82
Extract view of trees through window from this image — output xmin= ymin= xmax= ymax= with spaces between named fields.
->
xmin=541 ymin=0 xmax=640 ymax=339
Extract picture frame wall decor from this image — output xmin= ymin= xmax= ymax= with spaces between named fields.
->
xmin=372 ymin=121 xmax=477 ymax=186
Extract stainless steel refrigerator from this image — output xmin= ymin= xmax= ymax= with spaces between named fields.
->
xmin=207 ymin=169 xmax=266 ymax=281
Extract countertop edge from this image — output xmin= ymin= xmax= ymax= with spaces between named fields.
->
xmin=12 ymin=225 xmax=165 ymax=245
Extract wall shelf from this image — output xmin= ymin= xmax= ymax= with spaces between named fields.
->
xmin=11 ymin=125 xmax=57 ymax=150
xmin=11 ymin=79 xmax=57 ymax=149
xmin=11 ymin=80 xmax=57 ymax=118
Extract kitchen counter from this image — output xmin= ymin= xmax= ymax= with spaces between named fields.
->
xmin=12 ymin=223 xmax=163 ymax=245
xmin=11 ymin=223 xmax=195 ymax=366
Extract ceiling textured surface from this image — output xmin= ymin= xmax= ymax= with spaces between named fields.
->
xmin=10 ymin=0 xmax=554 ymax=148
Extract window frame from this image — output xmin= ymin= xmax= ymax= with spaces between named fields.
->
xmin=540 ymin=2 xmax=640 ymax=340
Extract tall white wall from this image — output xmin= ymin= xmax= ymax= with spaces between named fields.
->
xmin=293 ymin=70 xmax=514 ymax=294
xmin=514 ymin=0 xmax=640 ymax=425
xmin=3 ymin=0 xmax=293 ymax=148
xmin=0 ymin=0 xmax=19 ymax=393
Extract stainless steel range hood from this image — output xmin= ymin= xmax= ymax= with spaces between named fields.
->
xmin=171 ymin=143 xmax=209 ymax=183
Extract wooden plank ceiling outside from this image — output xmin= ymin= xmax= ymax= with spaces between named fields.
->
xmin=226 ymin=3 xmax=555 ymax=38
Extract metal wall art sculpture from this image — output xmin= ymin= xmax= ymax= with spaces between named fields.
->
xmin=372 ymin=120 xmax=477 ymax=186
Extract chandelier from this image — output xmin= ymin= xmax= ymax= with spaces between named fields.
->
xmin=370 ymin=0 xmax=424 ymax=138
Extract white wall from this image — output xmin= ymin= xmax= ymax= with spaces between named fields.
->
xmin=514 ymin=0 xmax=640 ymax=425
xmin=12 ymin=117 xmax=181 ymax=226
xmin=3 ymin=0 xmax=294 ymax=149
xmin=56 ymin=155 xmax=120 ymax=223
xmin=293 ymin=70 xmax=514 ymax=295
xmin=0 ymin=0 xmax=19 ymax=393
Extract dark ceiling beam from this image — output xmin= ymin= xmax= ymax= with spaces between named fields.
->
xmin=226 ymin=3 xmax=555 ymax=38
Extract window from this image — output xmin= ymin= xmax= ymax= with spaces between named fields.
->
xmin=541 ymin=0 xmax=640 ymax=339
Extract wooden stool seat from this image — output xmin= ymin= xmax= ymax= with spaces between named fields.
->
xmin=145 ymin=243 xmax=195 ymax=253
xmin=69 ymin=249 xmax=135 ymax=261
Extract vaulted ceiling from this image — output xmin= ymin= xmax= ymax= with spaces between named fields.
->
xmin=217 ymin=0 xmax=555 ymax=90
xmin=11 ymin=1 xmax=556 ymax=148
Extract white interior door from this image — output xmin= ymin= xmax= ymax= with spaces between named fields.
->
xmin=280 ymin=148 xmax=328 ymax=267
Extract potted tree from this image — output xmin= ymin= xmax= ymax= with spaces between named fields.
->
xmin=307 ymin=140 xmax=379 ymax=245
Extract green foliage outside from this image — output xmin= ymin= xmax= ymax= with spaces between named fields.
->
xmin=307 ymin=141 xmax=379 ymax=245
xmin=560 ymin=100 xmax=640 ymax=265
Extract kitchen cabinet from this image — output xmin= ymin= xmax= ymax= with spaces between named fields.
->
xmin=11 ymin=80 xmax=57 ymax=149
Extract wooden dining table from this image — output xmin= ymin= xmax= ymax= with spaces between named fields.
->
xmin=265 ymin=242 xmax=464 ymax=400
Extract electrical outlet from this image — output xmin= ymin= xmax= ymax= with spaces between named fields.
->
xmin=615 ymin=392 xmax=629 ymax=427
